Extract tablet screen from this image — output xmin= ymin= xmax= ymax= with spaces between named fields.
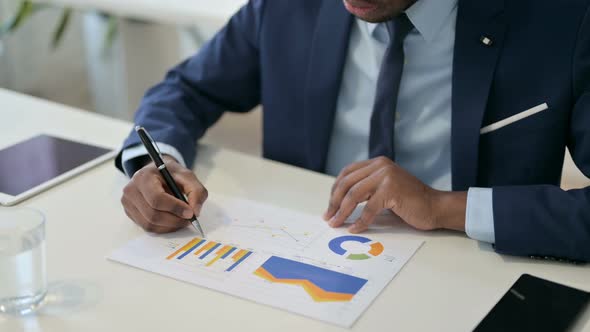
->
xmin=0 ymin=135 xmax=112 ymax=196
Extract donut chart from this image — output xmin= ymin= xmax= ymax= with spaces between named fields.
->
xmin=328 ymin=235 xmax=384 ymax=260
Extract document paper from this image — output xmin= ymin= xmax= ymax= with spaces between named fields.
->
xmin=108 ymin=193 xmax=423 ymax=327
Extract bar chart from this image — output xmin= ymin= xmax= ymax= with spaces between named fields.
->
xmin=166 ymin=237 xmax=253 ymax=272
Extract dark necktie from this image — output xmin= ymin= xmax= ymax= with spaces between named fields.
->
xmin=369 ymin=14 xmax=414 ymax=160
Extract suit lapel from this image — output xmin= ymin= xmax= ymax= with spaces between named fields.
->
xmin=451 ymin=0 xmax=507 ymax=190
xmin=303 ymin=1 xmax=353 ymax=172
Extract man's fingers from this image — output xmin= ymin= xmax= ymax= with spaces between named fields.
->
xmin=129 ymin=185 xmax=190 ymax=229
xmin=349 ymin=193 xmax=382 ymax=234
xmin=174 ymin=170 xmax=208 ymax=216
xmin=121 ymin=158 xmax=199 ymax=235
xmin=333 ymin=159 xmax=373 ymax=187
xmin=138 ymin=175 xmax=193 ymax=219
xmin=122 ymin=196 xmax=142 ymax=227
xmin=328 ymin=176 xmax=379 ymax=228
xmin=123 ymin=200 xmax=181 ymax=234
xmin=333 ymin=156 xmax=392 ymax=186
xmin=325 ymin=162 xmax=380 ymax=221
xmin=326 ymin=157 xmax=394 ymax=221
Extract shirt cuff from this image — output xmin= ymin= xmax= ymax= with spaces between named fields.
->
xmin=120 ymin=142 xmax=187 ymax=178
xmin=465 ymin=187 xmax=496 ymax=244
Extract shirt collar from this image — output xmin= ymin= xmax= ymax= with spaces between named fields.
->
xmin=365 ymin=0 xmax=458 ymax=43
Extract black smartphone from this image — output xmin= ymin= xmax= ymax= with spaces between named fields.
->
xmin=474 ymin=274 xmax=590 ymax=332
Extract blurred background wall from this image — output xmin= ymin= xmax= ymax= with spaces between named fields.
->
xmin=0 ymin=0 xmax=261 ymax=157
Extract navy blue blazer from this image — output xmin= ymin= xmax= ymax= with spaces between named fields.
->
xmin=117 ymin=0 xmax=590 ymax=262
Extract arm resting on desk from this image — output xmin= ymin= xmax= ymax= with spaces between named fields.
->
xmin=493 ymin=185 xmax=590 ymax=262
xmin=493 ymin=8 xmax=590 ymax=262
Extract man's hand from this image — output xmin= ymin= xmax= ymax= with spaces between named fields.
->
xmin=121 ymin=155 xmax=208 ymax=233
xmin=323 ymin=157 xmax=467 ymax=233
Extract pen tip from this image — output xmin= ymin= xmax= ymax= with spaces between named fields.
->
xmin=135 ymin=125 xmax=141 ymax=132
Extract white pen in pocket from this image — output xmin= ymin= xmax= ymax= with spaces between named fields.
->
xmin=480 ymin=103 xmax=549 ymax=135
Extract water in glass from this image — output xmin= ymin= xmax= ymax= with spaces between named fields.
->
xmin=0 ymin=208 xmax=47 ymax=315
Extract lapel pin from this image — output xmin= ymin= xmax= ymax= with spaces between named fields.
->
xmin=480 ymin=36 xmax=493 ymax=46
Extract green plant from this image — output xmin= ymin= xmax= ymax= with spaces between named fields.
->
xmin=0 ymin=0 xmax=118 ymax=53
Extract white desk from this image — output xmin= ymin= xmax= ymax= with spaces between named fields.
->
xmin=34 ymin=0 xmax=246 ymax=27
xmin=1 ymin=88 xmax=589 ymax=331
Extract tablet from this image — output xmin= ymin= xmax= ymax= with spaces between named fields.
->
xmin=0 ymin=134 xmax=116 ymax=206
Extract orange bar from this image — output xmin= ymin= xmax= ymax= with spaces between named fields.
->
xmin=237 ymin=250 xmax=251 ymax=261
xmin=205 ymin=245 xmax=232 ymax=267
xmin=232 ymin=249 xmax=247 ymax=261
xmin=166 ymin=238 xmax=201 ymax=260
xmin=193 ymin=241 xmax=216 ymax=257
xmin=217 ymin=245 xmax=232 ymax=255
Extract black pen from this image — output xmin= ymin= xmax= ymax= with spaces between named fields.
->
xmin=135 ymin=126 xmax=205 ymax=237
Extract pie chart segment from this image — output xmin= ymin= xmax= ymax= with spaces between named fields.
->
xmin=347 ymin=253 xmax=371 ymax=260
xmin=328 ymin=235 xmax=384 ymax=260
xmin=369 ymin=242 xmax=384 ymax=256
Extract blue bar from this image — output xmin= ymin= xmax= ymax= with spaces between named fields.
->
xmin=226 ymin=251 xmax=252 ymax=272
xmin=221 ymin=247 xmax=237 ymax=259
xmin=199 ymin=243 xmax=221 ymax=260
xmin=177 ymin=239 xmax=206 ymax=260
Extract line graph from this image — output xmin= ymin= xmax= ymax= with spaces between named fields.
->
xmin=213 ymin=216 xmax=325 ymax=253
xmin=230 ymin=220 xmax=311 ymax=243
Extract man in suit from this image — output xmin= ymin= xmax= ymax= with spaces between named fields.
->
xmin=117 ymin=0 xmax=590 ymax=262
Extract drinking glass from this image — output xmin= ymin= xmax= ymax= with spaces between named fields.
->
xmin=0 ymin=208 xmax=47 ymax=315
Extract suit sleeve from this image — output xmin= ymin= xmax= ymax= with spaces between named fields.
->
xmin=491 ymin=4 xmax=590 ymax=262
xmin=115 ymin=0 xmax=265 ymax=173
